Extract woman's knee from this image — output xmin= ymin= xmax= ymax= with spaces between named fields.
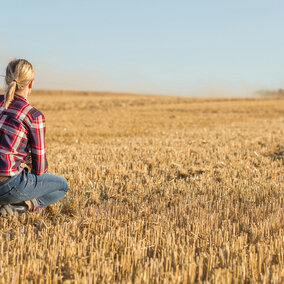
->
xmin=54 ymin=175 xmax=69 ymax=193
xmin=60 ymin=176 xmax=69 ymax=193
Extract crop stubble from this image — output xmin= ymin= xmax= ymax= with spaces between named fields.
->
xmin=0 ymin=91 xmax=283 ymax=283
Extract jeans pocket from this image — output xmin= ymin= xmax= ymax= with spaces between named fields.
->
xmin=0 ymin=186 xmax=28 ymax=205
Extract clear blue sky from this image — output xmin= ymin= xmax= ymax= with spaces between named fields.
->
xmin=0 ymin=0 xmax=283 ymax=96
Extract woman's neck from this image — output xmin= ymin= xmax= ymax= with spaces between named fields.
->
xmin=16 ymin=87 xmax=30 ymax=99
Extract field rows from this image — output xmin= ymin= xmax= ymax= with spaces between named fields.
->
xmin=0 ymin=92 xmax=283 ymax=283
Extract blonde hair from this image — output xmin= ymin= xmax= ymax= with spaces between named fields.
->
xmin=4 ymin=59 xmax=34 ymax=109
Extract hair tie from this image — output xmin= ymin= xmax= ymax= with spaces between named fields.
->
xmin=12 ymin=79 xmax=17 ymax=84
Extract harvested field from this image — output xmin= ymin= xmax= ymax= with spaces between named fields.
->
xmin=0 ymin=91 xmax=283 ymax=283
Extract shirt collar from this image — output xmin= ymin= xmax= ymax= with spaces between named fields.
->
xmin=14 ymin=93 xmax=29 ymax=104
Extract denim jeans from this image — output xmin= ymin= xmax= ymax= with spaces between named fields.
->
xmin=0 ymin=168 xmax=69 ymax=208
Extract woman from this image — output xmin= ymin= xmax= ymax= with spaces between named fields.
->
xmin=0 ymin=59 xmax=69 ymax=217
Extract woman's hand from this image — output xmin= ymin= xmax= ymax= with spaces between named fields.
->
xmin=21 ymin=153 xmax=33 ymax=172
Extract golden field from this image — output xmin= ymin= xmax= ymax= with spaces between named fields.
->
xmin=0 ymin=90 xmax=283 ymax=283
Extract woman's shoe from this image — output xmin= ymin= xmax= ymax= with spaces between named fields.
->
xmin=0 ymin=204 xmax=29 ymax=217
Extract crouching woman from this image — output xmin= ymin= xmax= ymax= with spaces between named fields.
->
xmin=0 ymin=59 xmax=69 ymax=217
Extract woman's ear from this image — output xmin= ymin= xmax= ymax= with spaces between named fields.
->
xmin=29 ymin=79 xmax=34 ymax=89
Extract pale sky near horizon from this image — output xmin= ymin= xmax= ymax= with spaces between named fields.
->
xmin=0 ymin=0 xmax=283 ymax=97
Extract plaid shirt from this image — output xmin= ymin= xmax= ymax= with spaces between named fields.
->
xmin=0 ymin=93 xmax=48 ymax=176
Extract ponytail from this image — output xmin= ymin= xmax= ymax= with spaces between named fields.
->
xmin=3 ymin=59 xmax=34 ymax=109
xmin=4 ymin=80 xmax=17 ymax=109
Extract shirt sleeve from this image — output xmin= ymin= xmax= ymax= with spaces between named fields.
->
xmin=29 ymin=114 xmax=48 ymax=175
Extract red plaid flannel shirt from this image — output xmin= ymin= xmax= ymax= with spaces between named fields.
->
xmin=0 ymin=93 xmax=48 ymax=176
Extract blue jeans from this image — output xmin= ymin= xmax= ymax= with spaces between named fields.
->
xmin=0 ymin=168 xmax=69 ymax=208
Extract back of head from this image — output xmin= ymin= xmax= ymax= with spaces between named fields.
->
xmin=4 ymin=59 xmax=34 ymax=109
